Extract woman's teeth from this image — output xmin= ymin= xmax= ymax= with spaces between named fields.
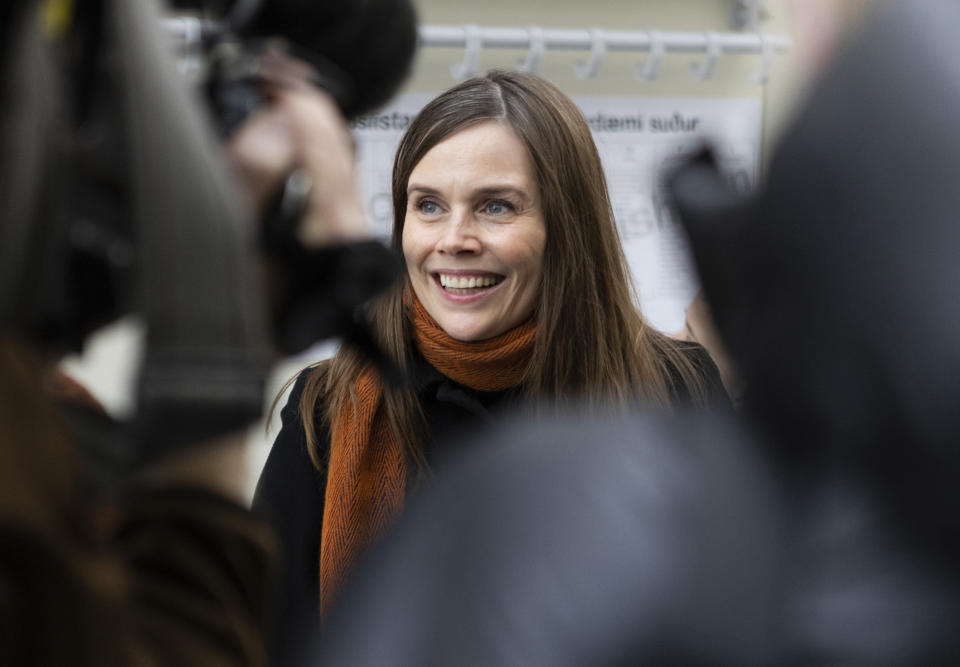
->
xmin=438 ymin=274 xmax=502 ymax=290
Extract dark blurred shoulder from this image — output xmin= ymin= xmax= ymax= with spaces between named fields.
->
xmin=668 ymin=341 xmax=731 ymax=410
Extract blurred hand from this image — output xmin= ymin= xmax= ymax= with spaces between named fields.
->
xmin=226 ymin=49 xmax=369 ymax=247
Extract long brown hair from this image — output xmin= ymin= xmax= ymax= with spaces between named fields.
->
xmin=299 ymin=70 xmax=707 ymax=472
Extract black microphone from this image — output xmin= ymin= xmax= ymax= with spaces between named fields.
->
xmin=232 ymin=0 xmax=418 ymax=120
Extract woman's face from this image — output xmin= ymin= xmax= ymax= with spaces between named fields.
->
xmin=402 ymin=121 xmax=547 ymax=342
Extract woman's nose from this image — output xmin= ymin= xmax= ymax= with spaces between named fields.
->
xmin=436 ymin=211 xmax=482 ymax=255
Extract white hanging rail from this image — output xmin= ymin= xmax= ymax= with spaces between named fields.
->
xmin=161 ymin=19 xmax=792 ymax=83
xmin=161 ymin=20 xmax=792 ymax=57
xmin=419 ymin=25 xmax=791 ymax=56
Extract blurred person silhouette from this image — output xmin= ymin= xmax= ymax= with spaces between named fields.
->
xmin=0 ymin=0 xmax=414 ymax=664
xmin=253 ymin=69 xmax=729 ymax=647
xmin=312 ymin=1 xmax=960 ymax=664
xmin=670 ymin=0 xmax=850 ymax=412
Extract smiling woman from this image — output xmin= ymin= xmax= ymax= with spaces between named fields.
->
xmin=403 ymin=121 xmax=546 ymax=341
xmin=253 ymin=71 xmax=729 ymax=638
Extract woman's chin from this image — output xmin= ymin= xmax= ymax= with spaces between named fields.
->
xmin=434 ymin=312 xmax=508 ymax=343
xmin=439 ymin=323 xmax=495 ymax=343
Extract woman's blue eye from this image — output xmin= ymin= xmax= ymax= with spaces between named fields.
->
xmin=418 ymin=200 xmax=440 ymax=215
xmin=485 ymin=200 xmax=514 ymax=215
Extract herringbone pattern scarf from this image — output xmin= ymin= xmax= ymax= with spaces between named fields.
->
xmin=318 ymin=291 xmax=536 ymax=617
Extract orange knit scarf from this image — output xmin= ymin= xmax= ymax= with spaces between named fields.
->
xmin=318 ymin=291 xmax=536 ymax=617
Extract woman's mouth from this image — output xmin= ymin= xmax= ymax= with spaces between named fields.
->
xmin=435 ymin=272 xmax=504 ymax=295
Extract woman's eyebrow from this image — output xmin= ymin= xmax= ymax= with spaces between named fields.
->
xmin=406 ymin=183 xmax=534 ymax=204
xmin=407 ymin=183 xmax=441 ymax=196
xmin=473 ymin=185 xmax=529 ymax=200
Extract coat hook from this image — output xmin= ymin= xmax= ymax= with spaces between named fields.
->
xmin=451 ymin=25 xmax=482 ymax=80
xmin=634 ymin=29 xmax=665 ymax=81
xmin=516 ymin=26 xmax=545 ymax=73
xmin=691 ymin=31 xmax=722 ymax=80
xmin=752 ymin=30 xmax=774 ymax=85
xmin=574 ymin=28 xmax=606 ymax=79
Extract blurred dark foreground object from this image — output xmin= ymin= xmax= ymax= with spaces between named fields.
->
xmin=321 ymin=411 xmax=783 ymax=666
xmin=0 ymin=339 xmax=277 ymax=667
xmin=0 ymin=0 xmax=404 ymax=664
xmin=0 ymin=0 xmax=405 ymax=490
xmin=169 ymin=0 xmax=419 ymax=134
xmin=671 ymin=0 xmax=960 ymax=544
xmin=316 ymin=1 xmax=960 ymax=664
xmin=0 ymin=0 xmax=278 ymax=664
xmin=233 ymin=0 xmax=417 ymax=120
xmin=0 ymin=0 xmax=273 ymax=467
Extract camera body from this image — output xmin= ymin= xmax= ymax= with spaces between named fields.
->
xmin=201 ymin=34 xmax=355 ymax=138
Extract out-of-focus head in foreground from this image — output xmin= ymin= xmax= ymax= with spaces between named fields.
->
xmin=670 ymin=0 xmax=960 ymax=533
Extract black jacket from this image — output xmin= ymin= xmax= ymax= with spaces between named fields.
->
xmin=252 ymin=343 xmax=726 ymax=666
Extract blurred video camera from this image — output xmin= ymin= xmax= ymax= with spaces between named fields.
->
xmin=164 ymin=0 xmax=417 ymax=358
xmin=2 ymin=0 xmax=416 ymax=355
xmin=167 ymin=0 xmax=417 ymax=135
xmin=0 ymin=0 xmax=414 ymax=482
